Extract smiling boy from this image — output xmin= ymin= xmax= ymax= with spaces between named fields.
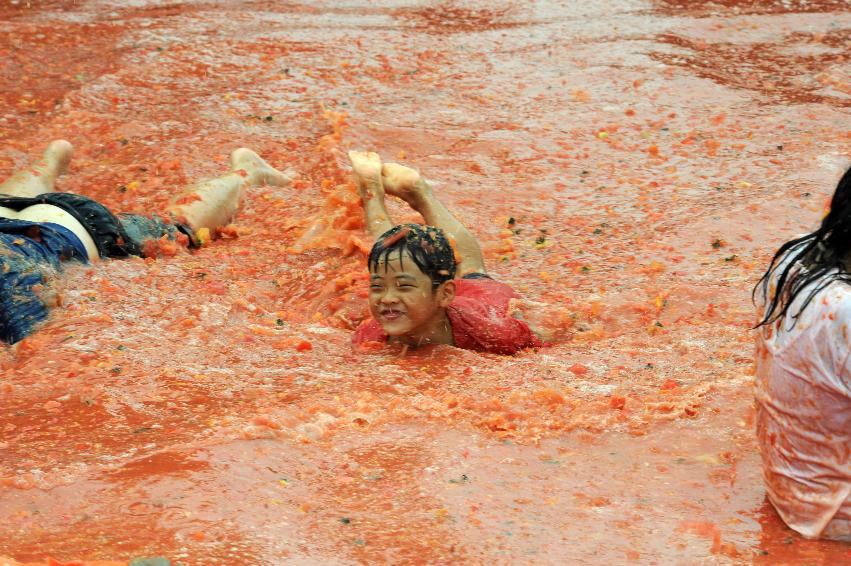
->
xmin=348 ymin=151 xmax=542 ymax=354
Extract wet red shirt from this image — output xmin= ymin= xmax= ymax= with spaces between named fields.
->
xmin=353 ymin=278 xmax=542 ymax=355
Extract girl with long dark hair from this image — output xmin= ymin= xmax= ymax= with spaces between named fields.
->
xmin=753 ymin=165 xmax=851 ymax=541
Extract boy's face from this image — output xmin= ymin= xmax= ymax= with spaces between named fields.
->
xmin=368 ymin=251 xmax=455 ymax=344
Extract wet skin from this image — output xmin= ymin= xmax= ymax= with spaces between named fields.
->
xmin=369 ymin=251 xmax=455 ymax=347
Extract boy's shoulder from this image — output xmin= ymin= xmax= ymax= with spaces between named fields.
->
xmin=453 ymin=277 xmax=518 ymax=305
xmin=448 ymin=277 xmax=541 ymax=354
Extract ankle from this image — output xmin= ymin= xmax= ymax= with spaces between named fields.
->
xmin=229 ymin=168 xmax=252 ymax=185
xmin=356 ymin=176 xmax=385 ymax=200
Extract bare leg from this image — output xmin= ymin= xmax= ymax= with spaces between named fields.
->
xmin=0 ymin=140 xmax=99 ymax=258
xmin=0 ymin=140 xmax=73 ymax=198
xmin=349 ymin=150 xmax=394 ymax=238
xmin=381 ymin=162 xmax=486 ymax=275
xmin=167 ymin=148 xmax=292 ymax=232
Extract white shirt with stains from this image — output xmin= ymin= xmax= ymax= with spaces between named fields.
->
xmin=755 ymin=258 xmax=851 ymax=541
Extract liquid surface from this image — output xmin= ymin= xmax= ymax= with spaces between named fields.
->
xmin=1 ymin=1 xmax=850 ymax=564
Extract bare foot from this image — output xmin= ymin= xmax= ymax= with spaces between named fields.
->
xmin=381 ymin=162 xmax=429 ymax=204
xmin=348 ymin=150 xmax=384 ymax=199
xmin=40 ymin=140 xmax=74 ymax=176
xmin=230 ymin=148 xmax=292 ymax=187
xmin=0 ymin=139 xmax=73 ymax=197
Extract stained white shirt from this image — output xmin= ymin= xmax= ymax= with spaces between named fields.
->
xmin=755 ymin=259 xmax=851 ymax=540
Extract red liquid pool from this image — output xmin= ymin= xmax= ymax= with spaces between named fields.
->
xmin=1 ymin=1 xmax=850 ymax=564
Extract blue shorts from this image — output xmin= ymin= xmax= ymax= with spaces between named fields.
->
xmin=0 ymin=218 xmax=89 ymax=344
xmin=0 ymin=193 xmax=198 ymax=257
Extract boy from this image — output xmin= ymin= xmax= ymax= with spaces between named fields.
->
xmin=348 ymin=150 xmax=542 ymax=355
xmin=0 ymin=139 xmax=290 ymax=344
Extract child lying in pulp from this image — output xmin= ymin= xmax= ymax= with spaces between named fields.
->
xmin=0 ymin=140 xmax=290 ymax=344
xmin=348 ymin=150 xmax=543 ymax=355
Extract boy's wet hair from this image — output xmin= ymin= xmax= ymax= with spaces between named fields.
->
xmin=368 ymin=223 xmax=457 ymax=289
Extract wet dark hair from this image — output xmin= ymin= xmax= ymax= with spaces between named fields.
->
xmin=368 ymin=223 xmax=457 ymax=289
xmin=754 ymin=165 xmax=851 ymax=329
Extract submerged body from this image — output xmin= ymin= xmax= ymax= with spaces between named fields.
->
xmin=355 ymin=275 xmax=542 ymax=355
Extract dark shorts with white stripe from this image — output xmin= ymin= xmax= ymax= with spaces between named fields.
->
xmin=0 ymin=193 xmax=197 ymax=344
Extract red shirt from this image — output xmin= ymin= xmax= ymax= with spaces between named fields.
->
xmin=353 ymin=278 xmax=543 ymax=355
